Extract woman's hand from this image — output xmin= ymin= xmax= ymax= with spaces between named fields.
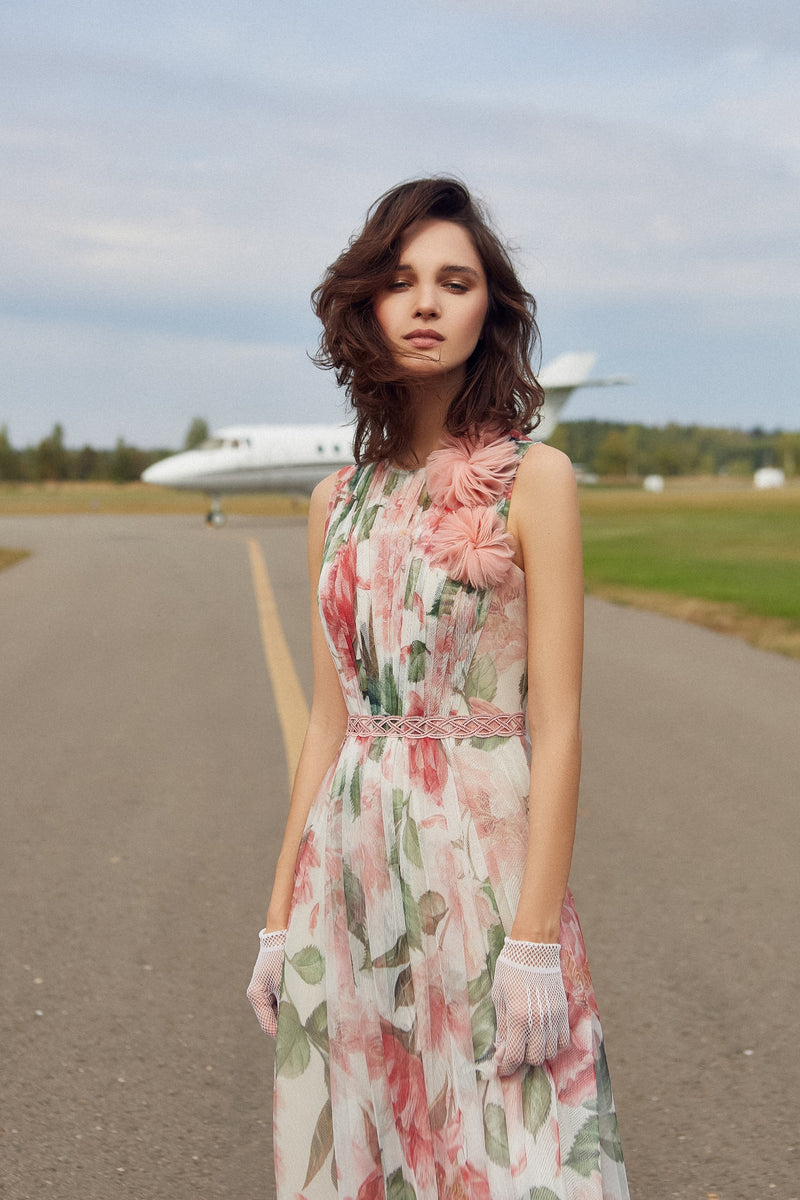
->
xmin=492 ymin=939 xmax=570 ymax=1075
xmin=246 ymin=928 xmax=287 ymax=1037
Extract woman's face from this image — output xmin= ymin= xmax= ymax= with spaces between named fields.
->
xmin=373 ymin=218 xmax=489 ymax=389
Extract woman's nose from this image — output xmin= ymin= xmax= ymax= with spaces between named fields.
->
xmin=414 ymin=291 xmax=440 ymax=320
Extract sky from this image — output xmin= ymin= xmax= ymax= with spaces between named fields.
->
xmin=1 ymin=0 xmax=799 ymax=449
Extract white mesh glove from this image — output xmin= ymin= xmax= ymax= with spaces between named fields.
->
xmin=246 ymin=928 xmax=287 ymax=1037
xmin=492 ymin=939 xmax=570 ymax=1075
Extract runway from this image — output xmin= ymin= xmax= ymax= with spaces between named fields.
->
xmin=1 ymin=514 xmax=798 ymax=1200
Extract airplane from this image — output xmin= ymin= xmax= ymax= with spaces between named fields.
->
xmin=141 ymin=352 xmax=630 ymax=525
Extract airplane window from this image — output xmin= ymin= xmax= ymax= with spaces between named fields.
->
xmin=231 ymin=439 xmax=239 ymax=448
xmin=334 ymin=444 xmax=341 ymax=452
xmin=317 ymin=444 xmax=324 ymax=453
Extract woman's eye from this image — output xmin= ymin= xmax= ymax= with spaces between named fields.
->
xmin=388 ymin=280 xmax=409 ymax=290
xmin=445 ymin=281 xmax=468 ymax=293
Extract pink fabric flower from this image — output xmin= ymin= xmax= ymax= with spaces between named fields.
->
xmin=426 ymin=429 xmax=518 ymax=509
xmin=429 ymin=505 xmax=515 ymax=589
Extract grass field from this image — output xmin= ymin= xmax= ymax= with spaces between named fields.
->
xmin=580 ymin=483 xmax=800 ymax=656
xmin=2 ymin=478 xmax=799 ymax=657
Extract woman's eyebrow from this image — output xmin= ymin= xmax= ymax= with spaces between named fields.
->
xmin=394 ymin=263 xmax=481 ymax=278
xmin=439 ymin=264 xmax=481 ymax=278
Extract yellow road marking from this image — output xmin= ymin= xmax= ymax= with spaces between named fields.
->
xmin=246 ymin=536 xmax=309 ymax=785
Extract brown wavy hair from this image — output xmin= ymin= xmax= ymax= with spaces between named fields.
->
xmin=311 ymin=177 xmax=544 ymax=465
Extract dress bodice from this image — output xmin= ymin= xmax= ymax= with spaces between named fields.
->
xmin=318 ymin=441 xmax=532 ymax=725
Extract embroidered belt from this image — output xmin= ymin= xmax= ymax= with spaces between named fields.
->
xmin=345 ymin=712 xmax=526 ymax=740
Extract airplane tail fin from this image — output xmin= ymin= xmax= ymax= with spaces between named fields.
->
xmin=538 ymin=352 xmax=598 ymax=391
xmin=534 ymin=352 xmax=633 ymax=442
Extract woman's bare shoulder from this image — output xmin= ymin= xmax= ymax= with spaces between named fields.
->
xmin=513 ymin=442 xmax=577 ymax=503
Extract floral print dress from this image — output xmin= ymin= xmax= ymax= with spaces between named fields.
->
xmin=273 ymin=433 xmax=629 ymax=1200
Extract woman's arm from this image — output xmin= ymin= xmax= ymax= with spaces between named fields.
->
xmin=264 ymin=472 xmax=349 ymax=932
xmin=507 ymin=444 xmax=584 ymax=943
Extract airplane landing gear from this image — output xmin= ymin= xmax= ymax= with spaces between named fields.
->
xmin=206 ymin=495 xmax=227 ymax=527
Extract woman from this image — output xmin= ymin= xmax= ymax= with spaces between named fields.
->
xmin=248 ymin=178 xmax=629 ymax=1199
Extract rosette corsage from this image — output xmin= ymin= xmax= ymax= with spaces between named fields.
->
xmin=425 ymin=429 xmax=519 ymax=590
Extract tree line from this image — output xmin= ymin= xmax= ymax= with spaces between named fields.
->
xmin=0 ymin=419 xmax=209 ymax=484
xmin=0 ymin=417 xmax=797 ymax=484
xmin=549 ymin=420 xmax=799 ymax=478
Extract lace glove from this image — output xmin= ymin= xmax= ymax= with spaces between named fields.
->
xmin=492 ymin=939 xmax=570 ymax=1075
xmin=246 ymin=928 xmax=287 ymax=1037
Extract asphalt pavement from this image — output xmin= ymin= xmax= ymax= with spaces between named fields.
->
xmin=1 ymin=514 xmax=797 ymax=1200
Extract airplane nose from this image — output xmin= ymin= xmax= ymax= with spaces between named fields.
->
xmin=141 ymin=459 xmax=172 ymax=484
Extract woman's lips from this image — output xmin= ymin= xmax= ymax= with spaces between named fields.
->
xmin=404 ymin=330 xmax=444 ymax=350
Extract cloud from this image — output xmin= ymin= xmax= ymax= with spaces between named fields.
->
xmin=452 ymin=0 xmax=800 ymax=51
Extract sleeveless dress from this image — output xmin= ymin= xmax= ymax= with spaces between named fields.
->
xmin=273 ymin=434 xmax=629 ymax=1200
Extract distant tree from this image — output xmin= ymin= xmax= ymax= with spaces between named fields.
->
xmin=544 ymin=423 xmax=569 ymax=455
xmin=0 ymin=425 xmax=22 ymax=481
xmin=184 ymin=417 xmax=209 ymax=450
xmin=36 ymin=423 xmax=69 ymax=481
xmin=777 ymin=432 xmax=800 ymax=477
xmin=594 ymin=429 xmax=633 ymax=477
xmin=75 ymin=444 xmax=99 ymax=480
xmin=109 ymin=438 xmax=144 ymax=483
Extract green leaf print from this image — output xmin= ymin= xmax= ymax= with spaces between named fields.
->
xmin=565 ymin=1113 xmax=601 ymax=1178
xmin=483 ymin=1101 xmax=511 ymax=1167
xmin=384 ymin=470 xmax=402 ymax=495
xmin=392 ymin=787 xmax=409 ymax=829
xmin=469 ymin=735 xmax=508 ymax=752
xmin=368 ymin=736 xmax=386 ymax=761
xmin=305 ymin=1000 xmax=329 ymax=1056
xmin=471 ymin=992 xmax=497 ymax=1062
xmin=464 ymin=654 xmax=498 ymax=703
xmin=467 ymin=968 xmax=491 ymax=1004
xmin=522 ymin=1066 xmax=552 ymax=1138
xmin=418 ymin=890 xmax=447 ymax=936
xmin=530 ymin=1191 xmax=562 ymax=1200
xmin=595 ymin=1040 xmax=625 ymax=1162
xmin=481 ymin=881 xmax=500 ymax=915
xmin=357 ymin=503 xmax=381 ymax=541
xmin=380 ymin=662 xmax=402 ymax=716
xmin=402 ymin=814 xmax=424 ymax=869
xmin=407 ymin=639 xmax=428 ymax=683
xmin=289 ymin=945 xmax=325 ymax=985
xmin=372 ymin=932 xmax=409 ymax=969
xmin=487 ymin=922 xmax=506 ymax=973
xmin=275 ymin=1000 xmax=311 ymax=1080
xmin=330 ymin=765 xmax=346 ymax=800
xmin=403 ymin=558 xmax=422 ymax=610
xmin=349 ymin=764 xmax=362 ymax=818
xmin=302 ymin=1099 xmax=333 ymax=1188
xmin=343 ymin=862 xmax=368 ymax=947
xmin=394 ymin=964 xmax=415 ymax=1009
xmin=400 ymin=877 xmax=422 ymax=951
xmin=386 ymin=1168 xmax=417 ymax=1200
xmin=427 ymin=577 xmax=460 ymax=619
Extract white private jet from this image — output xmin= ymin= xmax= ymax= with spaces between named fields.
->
xmin=142 ymin=352 xmax=630 ymax=524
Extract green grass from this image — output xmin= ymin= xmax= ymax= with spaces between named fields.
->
xmin=580 ymin=486 xmax=800 ymax=623
xmin=579 ymin=484 xmax=800 ymax=656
